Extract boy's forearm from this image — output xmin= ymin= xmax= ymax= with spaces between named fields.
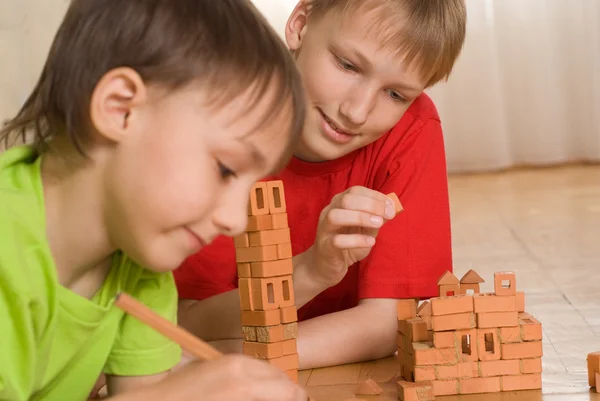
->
xmin=297 ymin=298 xmax=398 ymax=370
xmin=178 ymin=250 xmax=328 ymax=340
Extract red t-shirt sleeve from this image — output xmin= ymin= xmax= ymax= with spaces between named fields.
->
xmin=173 ymin=236 xmax=238 ymax=300
xmin=358 ymin=118 xmax=452 ymax=300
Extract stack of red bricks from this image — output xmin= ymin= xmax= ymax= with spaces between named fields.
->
xmin=397 ymin=270 xmax=543 ymax=400
xmin=235 ymin=180 xmax=299 ymax=382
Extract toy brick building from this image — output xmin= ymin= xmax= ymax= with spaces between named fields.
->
xmin=234 ymin=180 xmax=299 ymax=382
xmin=397 ymin=270 xmax=543 ymax=400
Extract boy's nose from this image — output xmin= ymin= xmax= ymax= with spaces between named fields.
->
xmin=212 ymin=199 xmax=249 ymax=237
xmin=339 ymin=90 xmax=376 ymax=127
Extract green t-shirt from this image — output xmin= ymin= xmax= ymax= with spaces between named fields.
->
xmin=0 ymin=146 xmax=182 ymax=401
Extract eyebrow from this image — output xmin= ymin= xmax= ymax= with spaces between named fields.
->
xmin=334 ymin=43 xmax=423 ymax=93
xmin=242 ymin=139 xmax=267 ymax=169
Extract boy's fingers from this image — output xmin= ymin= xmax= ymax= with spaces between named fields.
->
xmin=336 ymin=193 xmax=395 ymax=219
xmin=332 ymin=233 xmax=377 ymax=249
xmin=327 ymin=208 xmax=386 ymax=228
xmin=347 ymin=186 xmax=390 ymax=202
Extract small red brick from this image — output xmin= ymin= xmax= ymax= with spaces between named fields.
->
xmin=494 ymin=272 xmax=517 ymax=296
xmin=515 ymin=291 xmax=525 ymax=312
xmin=433 ymin=331 xmax=455 ymax=349
xmin=432 ymin=313 xmax=476 ymax=332
xmin=473 ymin=293 xmax=517 ymax=313
xmin=237 ymin=262 xmax=251 ymax=278
xmin=477 ymin=328 xmax=501 ymax=361
xmin=233 ymin=233 xmax=250 ymax=248
xmin=460 ymin=376 xmax=501 ymax=394
xmin=501 ymin=341 xmax=543 ymax=360
xmin=432 ymin=380 xmax=459 ymax=396
xmin=431 ymin=295 xmax=474 ymax=316
xmin=236 ymin=245 xmax=278 ymax=263
xmin=387 ymin=192 xmax=404 ymax=214
xmin=587 ymin=351 xmax=600 ymax=386
xmin=269 ymin=354 xmax=299 ymax=371
xmin=397 ymin=380 xmax=434 ymax=401
xmin=266 ymin=181 xmax=287 ymax=214
xmin=398 ymin=299 xmax=418 ymax=320
xmin=271 ymin=213 xmax=289 ymax=229
xmin=499 ymin=326 xmax=522 ymax=343
xmin=277 ymin=242 xmax=292 ymax=259
xmin=243 ymin=341 xmax=283 ymax=359
xmin=408 ymin=318 xmax=429 ymax=342
xmin=414 ymin=366 xmax=436 ymax=382
xmin=480 ymin=360 xmax=520 ymax=377
xmin=248 ymin=228 xmax=291 ymax=247
xmin=501 ymin=373 xmax=542 ymax=391
xmin=455 ymin=329 xmax=479 ymax=362
xmin=281 ymin=339 xmax=297 ymax=355
xmin=519 ymin=313 xmax=542 ymax=341
xmin=412 ymin=342 xmax=458 ymax=366
xmin=477 ymin=311 xmax=519 ymax=328
xmin=284 ymin=369 xmax=298 ymax=383
xmin=458 ymin=362 xmax=479 ymax=379
xmin=250 ymin=258 xmax=293 ymax=277
xmin=435 ymin=365 xmax=460 ymax=380
xmin=397 ymin=331 xmax=407 ymax=351
xmin=521 ymin=358 xmax=542 ymax=374
xmin=246 ymin=214 xmax=272 ymax=231
xmin=280 ymin=305 xmax=298 ymax=323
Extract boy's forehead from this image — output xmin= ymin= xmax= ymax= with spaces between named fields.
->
xmin=314 ymin=2 xmax=430 ymax=85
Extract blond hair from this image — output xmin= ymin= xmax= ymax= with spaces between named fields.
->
xmin=306 ymin=0 xmax=467 ymax=88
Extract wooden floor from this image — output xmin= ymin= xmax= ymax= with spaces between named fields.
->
xmin=303 ymin=165 xmax=600 ymax=400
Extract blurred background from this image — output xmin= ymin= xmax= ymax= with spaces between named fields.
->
xmin=1 ymin=0 xmax=599 ymax=173
xmin=1 ymin=0 xmax=599 ymax=392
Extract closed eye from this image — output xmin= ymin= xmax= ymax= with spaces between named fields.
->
xmin=334 ymin=55 xmax=358 ymax=72
xmin=217 ymin=161 xmax=236 ymax=180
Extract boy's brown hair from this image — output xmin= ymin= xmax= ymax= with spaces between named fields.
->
xmin=306 ymin=0 xmax=467 ymax=88
xmin=1 ymin=0 xmax=306 ymax=157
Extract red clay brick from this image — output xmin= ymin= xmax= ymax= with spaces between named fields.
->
xmin=432 ymin=380 xmax=459 ymax=396
xmin=460 ymin=376 xmax=501 ymax=394
xmin=519 ymin=313 xmax=542 ymax=341
xmin=587 ymin=351 xmax=600 ymax=386
xmin=501 ymin=341 xmax=543 ymax=360
xmin=494 ymin=272 xmax=517 ymax=296
xmin=480 ymin=360 xmax=520 ymax=377
xmin=477 ymin=311 xmax=519 ymax=328
xmin=243 ymin=341 xmax=283 ymax=359
xmin=280 ymin=305 xmax=297 ymax=323
xmin=236 ymin=245 xmax=278 ymax=263
xmin=387 ymin=192 xmax=404 ymax=214
xmin=431 ymin=295 xmax=474 ymax=316
xmin=432 ymin=313 xmax=476 ymax=332
xmin=473 ymin=293 xmax=517 ymax=313
xmin=408 ymin=318 xmax=429 ymax=342
xmin=248 ymin=182 xmax=269 ymax=216
xmin=269 ymin=354 xmax=299 ymax=371
xmin=246 ymin=214 xmax=272 ymax=231
xmin=233 ymin=233 xmax=250 ymax=248
xmin=501 ymin=373 xmax=542 ymax=391
xmin=237 ymin=262 xmax=251 ymax=278
xmin=499 ymin=326 xmax=522 ymax=343
xmin=271 ymin=213 xmax=289 ymax=229
xmin=284 ymin=369 xmax=298 ymax=383
xmin=417 ymin=301 xmax=432 ymax=317
xmin=435 ymin=365 xmax=460 ymax=380
xmin=281 ymin=339 xmax=297 ymax=355
xmin=477 ymin=328 xmax=501 ymax=361
xmin=250 ymin=258 xmax=293 ymax=277
xmin=266 ymin=181 xmax=287 ymax=214
xmin=455 ymin=329 xmax=479 ymax=362
xmin=515 ymin=291 xmax=525 ymax=312
xmin=414 ymin=366 xmax=436 ymax=382
xmin=248 ymin=228 xmax=290 ymax=247
xmin=412 ymin=342 xmax=458 ymax=366
xmin=458 ymin=362 xmax=479 ymax=379
xmin=398 ymin=299 xmax=418 ymax=320
xmin=433 ymin=331 xmax=455 ymax=349
xmin=397 ymin=331 xmax=407 ymax=351
xmin=397 ymin=380 xmax=434 ymax=401
xmin=276 ymin=242 xmax=292 ymax=259
xmin=241 ymin=310 xmax=281 ymax=326
xmin=521 ymin=358 xmax=542 ymax=374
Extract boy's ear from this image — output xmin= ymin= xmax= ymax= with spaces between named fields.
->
xmin=285 ymin=1 xmax=310 ymax=51
xmin=89 ymin=67 xmax=147 ymax=144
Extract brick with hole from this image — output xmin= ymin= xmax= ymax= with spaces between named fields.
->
xmin=494 ymin=271 xmax=517 ymax=296
xmin=455 ymin=328 xmax=479 ymax=362
xmin=477 ymin=328 xmax=501 ymax=361
xmin=248 ymin=182 xmax=269 ymax=216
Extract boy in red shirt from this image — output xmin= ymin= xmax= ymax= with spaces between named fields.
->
xmin=175 ymin=0 xmax=467 ymax=369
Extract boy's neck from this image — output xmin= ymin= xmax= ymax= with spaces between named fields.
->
xmin=41 ymin=145 xmax=115 ymax=298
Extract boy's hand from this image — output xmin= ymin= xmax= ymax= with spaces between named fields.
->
xmin=140 ymin=355 xmax=306 ymax=401
xmin=308 ymin=186 xmax=397 ymax=288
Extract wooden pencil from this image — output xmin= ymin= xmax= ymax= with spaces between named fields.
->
xmin=114 ymin=292 xmax=223 ymax=361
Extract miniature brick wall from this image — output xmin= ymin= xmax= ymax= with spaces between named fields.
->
xmin=235 ymin=180 xmax=299 ymax=382
xmin=397 ymin=270 xmax=543 ymax=399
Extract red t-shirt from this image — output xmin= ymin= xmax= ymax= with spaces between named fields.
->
xmin=174 ymin=93 xmax=452 ymax=321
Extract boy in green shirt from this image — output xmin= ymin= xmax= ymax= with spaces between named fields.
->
xmin=0 ymin=0 xmax=307 ymax=400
